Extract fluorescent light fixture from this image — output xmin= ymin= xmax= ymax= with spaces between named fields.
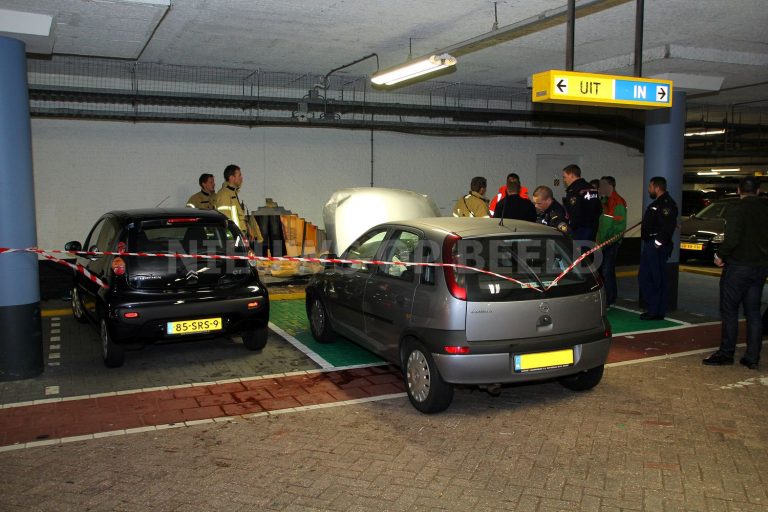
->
xmin=697 ymin=172 xmax=720 ymax=176
xmin=371 ymin=54 xmax=457 ymax=86
xmin=684 ymin=129 xmax=726 ymax=137
xmin=711 ymin=168 xmax=740 ymax=172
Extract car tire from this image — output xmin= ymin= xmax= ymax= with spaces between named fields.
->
xmin=403 ymin=340 xmax=453 ymax=414
xmin=100 ymin=317 xmax=125 ymax=368
xmin=308 ymin=296 xmax=335 ymax=344
xmin=242 ymin=326 xmax=268 ymax=351
xmin=559 ymin=364 xmax=604 ymax=391
xmin=71 ymin=287 xmax=88 ymax=323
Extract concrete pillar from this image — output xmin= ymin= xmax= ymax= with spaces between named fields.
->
xmin=642 ymin=90 xmax=686 ymax=312
xmin=0 ymin=36 xmax=43 ymax=380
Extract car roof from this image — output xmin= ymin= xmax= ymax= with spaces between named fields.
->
xmin=381 ymin=217 xmax=559 ymax=238
xmin=105 ymin=208 xmax=227 ymax=222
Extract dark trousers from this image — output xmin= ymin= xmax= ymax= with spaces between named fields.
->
xmin=718 ymin=264 xmax=768 ymax=362
xmin=599 ymin=243 xmax=620 ymax=306
xmin=638 ymin=240 xmax=672 ymax=317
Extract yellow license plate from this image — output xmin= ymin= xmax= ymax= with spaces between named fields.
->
xmin=680 ymin=242 xmax=703 ymax=250
xmin=166 ymin=317 xmax=222 ymax=335
xmin=514 ymin=349 xmax=574 ymax=373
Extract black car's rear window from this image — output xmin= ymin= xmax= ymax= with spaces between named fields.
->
xmin=454 ymin=236 xmax=599 ymax=301
xmin=128 ymin=221 xmax=248 ymax=254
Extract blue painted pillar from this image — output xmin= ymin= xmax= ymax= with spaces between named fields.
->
xmin=0 ymin=37 xmax=43 ymax=380
xmin=642 ymin=90 xmax=686 ymax=312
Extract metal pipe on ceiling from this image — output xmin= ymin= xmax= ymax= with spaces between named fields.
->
xmin=566 ymin=0 xmax=575 ymax=71
xmin=634 ymin=0 xmax=644 ymax=76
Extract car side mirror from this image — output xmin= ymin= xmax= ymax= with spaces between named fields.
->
xmin=65 ymin=241 xmax=82 ymax=252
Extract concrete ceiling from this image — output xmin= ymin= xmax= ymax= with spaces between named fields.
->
xmin=2 ymin=0 xmax=767 ymax=108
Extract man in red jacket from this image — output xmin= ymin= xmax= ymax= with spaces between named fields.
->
xmin=489 ymin=173 xmax=529 ymax=217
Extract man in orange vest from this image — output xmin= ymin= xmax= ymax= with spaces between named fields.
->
xmin=488 ymin=173 xmax=529 ymax=217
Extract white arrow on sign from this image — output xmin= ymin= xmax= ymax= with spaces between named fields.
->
xmin=555 ymin=78 xmax=568 ymax=95
xmin=656 ymin=85 xmax=669 ymax=102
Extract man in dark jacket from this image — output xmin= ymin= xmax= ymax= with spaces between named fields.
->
xmin=638 ymin=176 xmax=678 ymax=320
xmin=703 ymin=177 xmax=768 ymax=369
xmin=562 ymin=164 xmax=602 ymax=241
xmin=493 ymin=180 xmax=536 ymax=222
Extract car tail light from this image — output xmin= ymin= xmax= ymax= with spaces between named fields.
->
xmin=444 ymin=346 xmax=470 ymax=354
xmin=247 ymin=249 xmax=257 ymax=267
xmin=247 ymin=300 xmax=260 ymax=309
xmin=702 ymin=198 xmax=712 ymax=207
xmin=166 ymin=217 xmax=200 ymax=224
xmin=124 ymin=312 xmax=139 ymax=319
xmin=111 ymin=257 xmax=126 ymax=276
xmin=442 ymin=234 xmax=467 ymax=301
xmin=604 ymin=317 xmax=612 ymax=338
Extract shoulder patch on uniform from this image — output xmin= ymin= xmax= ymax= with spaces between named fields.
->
xmin=569 ymin=197 xmax=577 ymax=205
xmin=557 ymin=223 xmax=569 ymax=233
xmin=662 ymin=208 xmax=671 ymax=216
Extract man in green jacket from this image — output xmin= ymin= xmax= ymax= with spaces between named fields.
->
xmin=596 ymin=176 xmax=627 ymax=307
xmin=703 ymin=177 xmax=768 ymax=369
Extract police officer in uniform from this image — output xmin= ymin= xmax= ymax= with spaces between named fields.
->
xmin=186 ymin=173 xmax=217 ymax=210
xmin=562 ymin=164 xmax=602 ymax=241
xmin=532 ymin=185 xmax=571 ymax=235
xmin=638 ymin=176 xmax=678 ymax=320
xmin=453 ymin=176 xmax=490 ymax=218
xmin=216 ymin=164 xmax=264 ymax=246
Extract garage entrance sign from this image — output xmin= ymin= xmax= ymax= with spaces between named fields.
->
xmin=532 ymin=70 xmax=673 ymax=109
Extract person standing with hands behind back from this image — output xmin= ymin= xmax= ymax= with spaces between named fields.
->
xmin=638 ymin=176 xmax=678 ymax=320
xmin=703 ymin=177 xmax=768 ymax=369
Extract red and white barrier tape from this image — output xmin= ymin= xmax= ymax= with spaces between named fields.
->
xmin=0 ymin=222 xmax=640 ymax=292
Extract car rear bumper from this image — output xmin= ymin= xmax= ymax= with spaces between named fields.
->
xmin=433 ymin=337 xmax=611 ymax=384
xmin=106 ymin=293 xmax=269 ymax=344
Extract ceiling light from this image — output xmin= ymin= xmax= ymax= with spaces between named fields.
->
xmin=711 ymin=168 xmax=740 ymax=172
xmin=371 ymin=54 xmax=457 ymax=87
xmin=697 ymin=172 xmax=720 ymax=176
xmin=684 ymin=129 xmax=726 ymax=137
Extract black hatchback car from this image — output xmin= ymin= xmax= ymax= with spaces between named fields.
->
xmin=65 ymin=208 xmax=269 ymax=367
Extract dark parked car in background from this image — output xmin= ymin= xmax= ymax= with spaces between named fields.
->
xmin=65 ymin=208 xmax=269 ymax=367
xmin=681 ymin=189 xmax=720 ymax=217
xmin=679 ymin=196 xmax=768 ymax=262
xmin=305 ymin=217 xmax=611 ymax=414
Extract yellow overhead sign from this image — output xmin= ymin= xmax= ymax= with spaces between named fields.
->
xmin=532 ymin=70 xmax=674 ymax=109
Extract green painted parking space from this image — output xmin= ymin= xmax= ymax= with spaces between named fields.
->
xmin=607 ymin=307 xmax=681 ymax=334
xmin=269 ymin=300 xmax=384 ymax=367
xmin=269 ymin=300 xmax=682 ymax=369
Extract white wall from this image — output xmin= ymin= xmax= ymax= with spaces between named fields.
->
xmin=30 ymin=119 xmax=645 ymax=249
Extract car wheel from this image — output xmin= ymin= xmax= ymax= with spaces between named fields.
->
xmin=71 ymin=287 xmax=87 ymax=323
xmin=242 ymin=326 xmax=268 ymax=351
xmin=559 ymin=365 xmax=604 ymax=391
xmin=308 ymin=296 xmax=335 ymax=343
xmin=403 ymin=340 xmax=453 ymax=414
xmin=100 ymin=317 xmax=125 ymax=368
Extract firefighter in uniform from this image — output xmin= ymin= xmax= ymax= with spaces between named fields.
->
xmin=638 ymin=176 xmax=678 ymax=320
xmin=561 ymin=164 xmax=602 ymax=242
xmin=453 ymin=176 xmax=490 ymax=218
xmin=532 ymin=185 xmax=571 ymax=235
xmin=215 ymin=164 xmax=263 ymax=246
xmin=186 ymin=173 xmax=217 ymax=210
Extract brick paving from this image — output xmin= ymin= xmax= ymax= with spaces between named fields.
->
xmin=1 ymin=351 xmax=767 ymax=511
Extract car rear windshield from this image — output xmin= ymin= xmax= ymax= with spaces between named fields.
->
xmin=127 ymin=220 xmax=248 ymax=254
xmin=454 ymin=236 xmax=599 ymax=301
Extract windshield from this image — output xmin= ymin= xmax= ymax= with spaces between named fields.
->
xmin=694 ymin=202 xmax=729 ymax=220
xmin=454 ymin=236 xmax=599 ymax=301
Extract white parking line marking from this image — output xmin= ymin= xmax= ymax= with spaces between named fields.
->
xmin=615 ymin=320 xmax=721 ymax=338
xmin=268 ymin=322 xmax=334 ymax=369
xmin=48 ymin=353 xmax=60 ymax=360
xmin=50 ymin=336 xmax=60 ymax=342
xmin=49 ymin=344 xmax=60 ymax=350
xmin=50 ymin=329 xmax=61 ymax=334
xmin=50 ymin=317 xmax=60 ymax=321
xmin=612 ymin=305 xmax=690 ymax=325
xmin=50 ymin=322 xmax=60 ymax=327
xmin=47 ymin=362 xmax=60 ymax=367
xmin=44 ymin=386 xmax=60 ymax=396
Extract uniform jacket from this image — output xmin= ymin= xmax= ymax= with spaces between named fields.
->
xmin=489 ymin=185 xmax=530 ymax=216
xmin=215 ymin=184 xmax=264 ymax=242
xmin=597 ymin=191 xmax=627 ymax=244
xmin=186 ymin=190 xmax=217 ymax=210
xmin=641 ymin=191 xmax=678 ymax=247
xmin=453 ymin=191 xmax=490 ymax=218
xmin=563 ymin=178 xmax=602 ymax=235
xmin=716 ymin=195 xmax=768 ymax=266
xmin=537 ymin=199 xmax=571 ymax=235
xmin=492 ymin=194 xmax=536 ymax=222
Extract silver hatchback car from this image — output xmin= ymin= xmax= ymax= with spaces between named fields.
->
xmin=305 ymin=217 xmax=611 ymax=413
